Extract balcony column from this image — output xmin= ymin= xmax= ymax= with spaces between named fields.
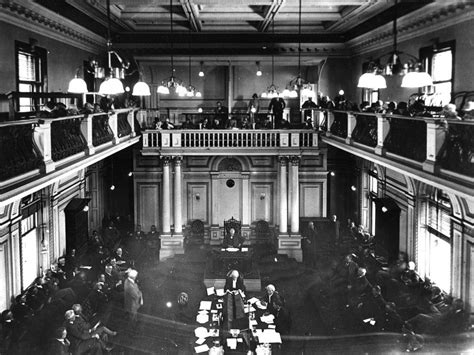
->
xmin=422 ymin=120 xmax=446 ymax=174
xmin=278 ymin=157 xmax=288 ymax=235
xmin=33 ymin=120 xmax=55 ymax=174
xmin=108 ymin=112 xmax=120 ymax=144
xmin=80 ymin=115 xmax=95 ymax=155
xmin=346 ymin=112 xmax=357 ymax=144
xmin=289 ymin=156 xmax=300 ymax=235
xmin=375 ymin=113 xmax=390 ymax=156
xmin=173 ymin=157 xmax=183 ymax=235
xmin=325 ymin=111 xmax=335 ymax=137
xmin=161 ymin=157 xmax=171 ymax=235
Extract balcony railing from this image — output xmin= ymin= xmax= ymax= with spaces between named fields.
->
xmin=313 ymin=109 xmax=474 ymax=180
xmin=0 ymin=108 xmax=138 ymax=184
xmin=142 ymin=129 xmax=318 ymax=154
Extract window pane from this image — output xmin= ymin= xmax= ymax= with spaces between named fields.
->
xmin=19 ymin=83 xmax=33 ymax=112
xmin=432 ymin=50 xmax=452 ymax=82
xmin=429 ymin=234 xmax=451 ymax=292
xmin=18 ymin=51 xmax=36 ymax=82
xmin=433 ymin=82 xmax=452 ymax=106
xmin=21 ymin=229 xmax=39 ymax=289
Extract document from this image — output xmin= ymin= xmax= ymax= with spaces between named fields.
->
xmin=216 ymin=289 xmax=225 ymax=297
xmin=194 ymin=344 xmax=210 ymax=353
xmin=199 ymin=300 xmax=212 ymax=310
xmin=226 ymin=338 xmax=237 ymax=350
xmin=260 ymin=314 xmax=275 ymax=324
xmin=258 ymin=329 xmax=282 ymax=344
xmin=207 ymin=287 xmax=215 ymax=296
xmin=247 ymin=297 xmax=260 ymax=304
xmin=195 ymin=338 xmax=206 ymax=345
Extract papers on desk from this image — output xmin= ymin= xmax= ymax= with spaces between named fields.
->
xmin=363 ymin=317 xmax=376 ymax=326
xmin=207 ymin=287 xmax=215 ymax=296
xmin=208 ymin=329 xmax=219 ymax=337
xmin=244 ymin=304 xmax=256 ymax=313
xmin=257 ymin=329 xmax=282 ymax=344
xmin=247 ymin=297 xmax=260 ymax=304
xmin=226 ymin=247 xmax=239 ymax=252
xmin=194 ymin=344 xmax=209 ymax=353
xmin=195 ymin=337 xmax=206 ymax=345
xmin=194 ymin=327 xmax=208 ymax=338
xmin=260 ymin=314 xmax=275 ymax=324
xmin=216 ymin=289 xmax=225 ymax=297
xmin=255 ymin=300 xmax=267 ymax=310
xmin=249 ymin=319 xmax=258 ymax=327
xmin=227 ymin=338 xmax=237 ymax=350
xmin=79 ymin=265 xmax=92 ymax=270
xmin=199 ymin=300 xmax=212 ymax=310
xmin=242 ymin=247 xmax=249 ymax=252
xmin=196 ymin=313 xmax=209 ymax=324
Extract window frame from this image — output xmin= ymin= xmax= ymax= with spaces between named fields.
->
xmin=15 ymin=41 xmax=48 ymax=112
xmin=420 ymin=40 xmax=455 ymax=103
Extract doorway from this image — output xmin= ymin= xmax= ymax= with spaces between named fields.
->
xmin=374 ymin=198 xmax=401 ymax=263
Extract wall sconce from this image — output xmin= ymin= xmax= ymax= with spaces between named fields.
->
xmin=260 ymin=192 xmax=266 ymax=200
xmin=195 ymin=193 xmax=200 ymax=201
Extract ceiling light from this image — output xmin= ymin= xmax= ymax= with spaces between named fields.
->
xmin=68 ymin=75 xmax=88 ymax=94
xmin=198 ymin=61 xmax=205 ymax=77
xmin=357 ymin=0 xmax=431 ymax=89
xmin=132 ymin=81 xmax=151 ymax=96
xmin=99 ymin=78 xmax=125 ymax=95
xmin=256 ymin=62 xmax=262 ymax=76
xmin=261 ymin=20 xmax=282 ymax=98
xmin=198 ymin=107 xmax=203 ymax=113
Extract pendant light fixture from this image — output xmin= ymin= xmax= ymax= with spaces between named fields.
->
xmin=157 ymin=0 xmax=187 ymax=95
xmin=98 ymin=0 xmax=125 ymax=96
xmin=185 ymin=29 xmax=201 ymax=98
xmin=68 ymin=67 xmax=88 ymax=94
xmin=261 ymin=20 xmax=280 ymax=99
xmin=283 ymin=0 xmax=311 ymax=98
xmin=357 ymin=0 xmax=432 ymax=89
xmin=132 ymin=62 xmax=151 ymax=96
xmin=198 ymin=61 xmax=205 ymax=77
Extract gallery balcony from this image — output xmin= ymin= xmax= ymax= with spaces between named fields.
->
xmin=141 ymin=129 xmax=319 ymax=156
xmin=0 ymin=108 xmax=140 ymax=206
xmin=315 ymin=109 xmax=474 ymax=199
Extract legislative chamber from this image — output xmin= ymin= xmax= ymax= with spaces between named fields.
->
xmin=0 ymin=0 xmax=473 ymax=354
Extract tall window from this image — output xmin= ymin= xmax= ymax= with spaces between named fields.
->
xmin=418 ymin=190 xmax=452 ymax=292
xmin=16 ymin=41 xmax=47 ymax=112
xmin=420 ymin=41 xmax=455 ymax=106
xmin=21 ymin=212 xmax=39 ymax=289
xmin=368 ymin=170 xmax=378 ymax=234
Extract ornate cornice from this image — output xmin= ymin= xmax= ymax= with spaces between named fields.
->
xmin=347 ymin=1 xmax=474 ymax=56
xmin=0 ymin=0 xmax=106 ymax=54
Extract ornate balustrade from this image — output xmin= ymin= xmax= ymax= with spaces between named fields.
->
xmin=142 ymin=129 xmax=318 ymax=155
xmin=0 ymin=120 xmax=41 ymax=181
xmin=317 ymin=108 xmax=474 ymax=183
xmin=0 ymin=109 xmax=138 ymax=185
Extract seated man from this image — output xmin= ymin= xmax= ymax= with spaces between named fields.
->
xmin=273 ymin=299 xmax=291 ymax=335
xmin=260 ymin=284 xmax=282 ymax=315
xmin=63 ymin=309 xmax=107 ymax=355
xmin=223 ymin=228 xmax=244 ymax=249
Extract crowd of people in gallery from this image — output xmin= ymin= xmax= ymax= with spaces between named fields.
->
xmin=0 ymin=216 xmax=150 ymax=354
xmin=301 ymin=217 xmax=469 ymax=351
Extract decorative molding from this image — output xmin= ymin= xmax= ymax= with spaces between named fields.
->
xmin=347 ymin=2 xmax=474 ymax=56
xmin=0 ymin=0 xmax=106 ymax=54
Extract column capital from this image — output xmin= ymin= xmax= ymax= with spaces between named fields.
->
xmin=174 ymin=156 xmax=183 ymax=166
xmin=289 ymin=156 xmax=300 ymax=166
xmin=278 ymin=156 xmax=288 ymax=166
xmin=162 ymin=157 xmax=171 ymax=167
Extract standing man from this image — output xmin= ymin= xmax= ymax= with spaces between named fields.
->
xmin=332 ymin=215 xmax=341 ymax=246
xmin=247 ymin=93 xmax=260 ymax=127
xmin=302 ymin=221 xmax=318 ymax=268
xmin=215 ymin=101 xmax=228 ymax=128
xmin=124 ymin=269 xmax=143 ymax=324
xmin=268 ymin=96 xmax=286 ymax=125
xmin=302 ymin=96 xmax=318 ymax=121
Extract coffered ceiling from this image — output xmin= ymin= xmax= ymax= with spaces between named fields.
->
xmin=33 ymin=0 xmax=433 ymax=57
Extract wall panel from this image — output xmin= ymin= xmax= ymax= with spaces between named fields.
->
xmin=187 ymin=182 xmax=209 ymax=224
xmin=300 ymin=183 xmax=323 ymax=218
xmin=251 ymin=183 xmax=274 ymax=224
xmin=136 ymin=183 xmax=160 ymax=231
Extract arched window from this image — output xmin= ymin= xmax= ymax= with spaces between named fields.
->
xmin=418 ymin=189 xmax=452 ymax=292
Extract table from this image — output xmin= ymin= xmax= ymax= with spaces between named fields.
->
xmin=193 ymin=290 xmax=281 ymax=354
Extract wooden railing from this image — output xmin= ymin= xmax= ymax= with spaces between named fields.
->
xmin=312 ymin=109 xmax=474 ymax=178
xmin=142 ymin=129 xmax=318 ymax=152
xmin=0 ymin=108 xmax=138 ymax=182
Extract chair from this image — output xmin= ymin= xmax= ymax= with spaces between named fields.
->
xmin=223 ymin=217 xmax=242 ymax=240
xmin=255 ymin=220 xmax=270 ymax=244
xmin=186 ymin=219 xmax=204 ymax=246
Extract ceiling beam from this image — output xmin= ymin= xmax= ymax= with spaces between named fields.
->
xmin=259 ymin=0 xmax=285 ymax=32
xmin=180 ymin=0 xmax=202 ymax=31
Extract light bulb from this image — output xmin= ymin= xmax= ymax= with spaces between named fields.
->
xmin=330 ymin=171 xmax=335 ymax=177
xmin=198 ymin=107 xmax=203 ymax=113
xmin=351 ymin=185 xmax=356 ymax=191
xmin=110 ymin=185 xmax=115 ymax=191
xmin=256 ymin=69 xmax=262 ymax=76
xmin=198 ymin=70 xmax=204 ymax=77
xmin=381 ymin=206 xmax=388 ymax=213
xmin=128 ymin=172 xmax=133 ymax=177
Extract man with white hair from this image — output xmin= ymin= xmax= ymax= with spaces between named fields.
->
xmin=261 ymin=284 xmax=282 ymax=315
xmin=124 ymin=269 xmax=143 ymax=323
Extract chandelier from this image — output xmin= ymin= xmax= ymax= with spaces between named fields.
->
xmin=157 ymin=0 xmax=187 ymax=95
xmin=281 ymin=0 xmax=311 ymax=98
xmin=261 ymin=19 xmax=281 ymax=98
xmin=358 ymin=0 xmax=432 ymax=89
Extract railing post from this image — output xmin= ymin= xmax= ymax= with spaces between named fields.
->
xmin=375 ymin=113 xmax=390 ymax=156
xmin=142 ymin=131 xmax=149 ymax=147
xmin=127 ymin=109 xmax=136 ymax=137
xmin=108 ymin=112 xmax=119 ymax=144
xmin=80 ymin=114 xmax=95 ymax=155
xmin=326 ymin=111 xmax=335 ymax=137
xmin=171 ymin=132 xmax=182 ymax=147
xmin=290 ymin=132 xmax=300 ymax=147
xmin=345 ymin=112 xmax=357 ymax=144
xmin=312 ymin=132 xmax=318 ymax=147
xmin=280 ymin=132 xmax=289 ymax=147
xmin=422 ymin=120 xmax=446 ymax=173
xmin=161 ymin=132 xmax=171 ymax=147
xmin=33 ymin=120 xmax=55 ymax=174
xmin=315 ymin=110 xmax=325 ymax=131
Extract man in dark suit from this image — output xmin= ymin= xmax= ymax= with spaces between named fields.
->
xmin=273 ymin=300 xmax=291 ymax=335
xmin=64 ymin=310 xmax=104 ymax=355
xmin=124 ymin=269 xmax=143 ymax=324
xmin=223 ymin=228 xmax=244 ymax=249
xmin=224 ymin=270 xmax=246 ymax=328
xmin=48 ymin=327 xmax=70 ymax=355
xmin=302 ymin=221 xmax=318 ymax=268
xmin=260 ymin=284 xmax=282 ymax=316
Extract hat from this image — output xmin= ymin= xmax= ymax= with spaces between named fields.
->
xmin=64 ymin=310 xmax=75 ymax=320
